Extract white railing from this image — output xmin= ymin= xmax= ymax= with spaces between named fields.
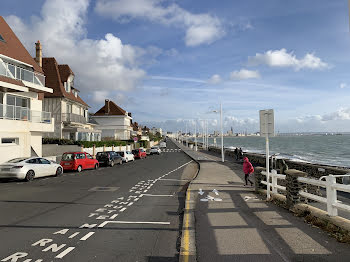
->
xmin=298 ymin=175 xmax=350 ymax=217
xmin=0 ymin=59 xmax=45 ymax=86
xmin=261 ymin=170 xmax=286 ymax=193
xmin=0 ymin=103 xmax=52 ymax=123
xmin=260 ymin=169 xmax=350 ymax=217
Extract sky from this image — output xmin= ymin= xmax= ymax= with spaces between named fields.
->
xmin=2 ymin=0 xmax=350 ymax=133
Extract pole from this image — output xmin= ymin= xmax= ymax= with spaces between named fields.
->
xmin=206 ymin=120 xmax=209 ymax=150
xmin=195 ymin=120 xmax=197 ymax=151
xmin=185 ymin=121 xmax=188 ymax=147
xmin=265 ymin=113 xmax=270 ymax=200
xmin=220 ymin=102 xmax=224 ymax=162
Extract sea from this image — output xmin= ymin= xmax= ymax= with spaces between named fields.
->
xmin=202 ymin=135 xmax=350 ymax=168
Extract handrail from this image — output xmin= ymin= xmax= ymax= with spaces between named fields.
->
xmin=0 ymin=103 xmax=51 ymax=123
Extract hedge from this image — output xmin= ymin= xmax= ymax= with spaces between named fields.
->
xmin=42 ymin=138 xmax=131 ymax=148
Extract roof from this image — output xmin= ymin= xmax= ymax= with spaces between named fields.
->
xmin=94 ymin=100 xmax=127 ymax=116
xmin=42 ymin=57 xmax=89 ymax=107
xmin=0 ymin=16 xmax=43 ymax=74
xmin=0 ymin=75 xmax=25 ymax=87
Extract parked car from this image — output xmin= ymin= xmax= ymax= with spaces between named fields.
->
xmin=96 ymin=151 xmax=123 ymax=167
xmin=159 ymin=142 xmax=166 ymax=148
xmin=116 ymin=151 xmax=135 ymax=162
xmin=132 ymin=149 xmax=147 ymax=159
xmin=0 ymin=157 xmax=63 ymax=182
xmin=150 ymin=146 xmax=161 ymax=155
xmin=60 ymin=152 xmax=99 ymax=172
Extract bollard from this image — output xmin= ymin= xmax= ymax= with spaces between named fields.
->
xmin=112 ymin=144 xmax=114 ymax=151
xmin=81 ymin=145 xmax=84 ymax=152
xmin=103 ymin=144 xmax=106 ymax=152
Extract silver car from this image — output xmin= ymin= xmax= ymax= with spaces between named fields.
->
xmin=0 ymin=157 xmax=63 ymax=182
xmin=150 ymin=146 xmax=161 ymax=155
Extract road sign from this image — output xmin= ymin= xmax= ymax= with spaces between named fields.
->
xmin=259 ymin=109 xmax=274 ymax=137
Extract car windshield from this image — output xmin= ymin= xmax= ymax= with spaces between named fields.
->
xmin=117 ymin=152 xmax=124 ymax=156
xmin=7 ymin=158 xmax=27 ymax=163
xmin=62 ymin=153 xmax=75 ymax=161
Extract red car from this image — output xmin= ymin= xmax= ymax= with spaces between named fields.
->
xmin=60 ymin=152 xmax=99 ymax=172
xmin=132 ymin=149 xmax=147 ymax=159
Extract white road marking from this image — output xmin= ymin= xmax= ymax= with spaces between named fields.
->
xmin=119 ymin=208 xmax=127 ymax=212
xmin=158 ymin=179 xmax=190 ymax=182
xmin=142 ymin=194 xmax=174 ymax=197
xmin=79 ymin=232 xmax=95 ymax=241
xmin=98 ymin=221 xmax=171 ymax=228
xmin=213 ymin=189 xmax=219 ymax=195
xmin=127 ymin=202 xmax=134 ymax=206
xmin=55 ymin=247 xmax=75 ymax=259
xmin=110 ymin=214 xmax=118 ymax=219
xmin=68 ymin=232 xmax=80 ymax=239
xmin=198 ymin=189 xmax=204 ymax=195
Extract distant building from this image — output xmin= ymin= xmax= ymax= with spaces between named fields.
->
xmin=41 ymin=57 xmax=101 ymax=141
xmin=0 ymin=16 xmax=54 ymax=163
xmin=91 ymin=99 xmax=132 ymax=140
xmin=150 ymin=127 xmax=162 ymax=136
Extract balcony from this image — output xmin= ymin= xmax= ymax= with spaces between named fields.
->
xmin=0 ymin=59 xmax=45 ymax=87
xmin=55 ymin=113 xmax=87 ymax=124
xmin=0 ymin=103 xmax=52 ymax=123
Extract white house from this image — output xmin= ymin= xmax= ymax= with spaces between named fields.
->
xmin=0 ymin=16 xmax=54 ymax=163
xmin=91 ymin=99 xmax=132 ymax=140
xmin=41 ymin=56 xmax=101 ymax=141
xmin=150 ymin=127 xmax=163 ymax=136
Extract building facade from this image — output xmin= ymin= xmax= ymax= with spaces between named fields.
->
xmin=91 ymin=99 xmax=132 ymax=140
xmin=0 ymin=16 xmax=54 ymax=163
xmin=41 ymin=57 xmax=101 ymax=141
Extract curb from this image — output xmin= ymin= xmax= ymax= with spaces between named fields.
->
xmin=173 ymin=140 xmax=199 ymax=262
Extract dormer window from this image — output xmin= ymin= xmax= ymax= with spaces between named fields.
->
xmin=74 ymin=90 xmax=78 ymax=97
xmin=64 ymin=82 xmax=71 ymax=93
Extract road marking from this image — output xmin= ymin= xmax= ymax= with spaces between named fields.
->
xmin=198 ymin=189 xmax=204 ymax=195
xmin=159 ymin=179 xmax=190 ymax=182
xmin=55 ymin=247 xmax=75 ymax=259
xmin=110 ymin=214 xmax=118 ymax=219
xmin=182 ymin=188 xmax=191 ymax=261
xmin=119 ymin=208 xmax=126 ymax=212
xmin=68 ymin=232 xmax=80 ymax=239
xmin=142 ymin=194 xmax=174 ymax=197
xmin=212 ymin=189 xmax=219 ymax=195
xmin=79 ymin=232 xmax=95 ymax=241
xmin=98 ymin=221 xmax=170 ymax=228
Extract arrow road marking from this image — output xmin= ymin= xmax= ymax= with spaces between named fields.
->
xmin=198 ymin=189 xmax=204 ymax=195
xmin=244 ymin=196 xmax=258 ymax=201
xmin=212 ymin=189 xmax=219 ymax=195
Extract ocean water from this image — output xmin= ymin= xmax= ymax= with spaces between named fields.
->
xmin=205 ymin=135 xmax=350 ymax=168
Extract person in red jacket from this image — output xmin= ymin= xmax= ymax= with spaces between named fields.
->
xmin=243 ymin=157 xmax=254 ymax=186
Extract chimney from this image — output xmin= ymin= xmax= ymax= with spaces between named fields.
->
xmin=35 ymin=40 xmax=42 ymax=67
xmin=105 ymin=99 xmax=110 ymax=114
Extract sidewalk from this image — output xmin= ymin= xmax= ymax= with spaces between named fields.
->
xmin=177 ymin=142 xmax=350 ymax=262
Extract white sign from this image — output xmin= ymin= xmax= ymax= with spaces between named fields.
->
xmin=259 ymin=109 xmax=275 ymax=137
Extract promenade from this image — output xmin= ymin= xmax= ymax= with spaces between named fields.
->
xmin=177 ymin=142 xmax=350 ymax=262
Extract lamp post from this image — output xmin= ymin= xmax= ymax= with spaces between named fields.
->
xmin=213 ymin=102 xmax=224 ymax=163
xmin=194 ymin=120 xmax=198 ymax=151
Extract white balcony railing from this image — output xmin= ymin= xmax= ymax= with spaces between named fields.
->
xmin=53 ymin=113 xmax=87 ymax=124
xmin=0 ymin=103 xmax=51 ymax=123
xmin=0 ymin=59 xmax=45 ymax=86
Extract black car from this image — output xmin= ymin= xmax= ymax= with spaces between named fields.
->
xmin=96 ymin=151 xmax=123 ymax=167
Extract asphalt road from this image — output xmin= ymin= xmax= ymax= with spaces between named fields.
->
xmin=0 ymin=140 xmax=198 ymax=262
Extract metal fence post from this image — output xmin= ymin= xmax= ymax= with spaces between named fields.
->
xmin=272 ymin=169 xmax=278 ymax=194
xmin=326 ymin=175 xmax=338 ymax=216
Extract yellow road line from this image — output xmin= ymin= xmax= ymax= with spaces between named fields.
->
xmin=182 ymin=188 xmax=191 ymax=261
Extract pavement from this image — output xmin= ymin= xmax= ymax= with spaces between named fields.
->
xmin=177 ymin=141 xmax=350 ymax=262
xmin=0 ymin=140 xmax=198 ymax=262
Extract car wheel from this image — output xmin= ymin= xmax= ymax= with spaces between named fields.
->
xmin=110 ymin=160 xmax=114 ymax=167
xmin=94 ymin=164 xmax=98 ymax=169
xmin=25 ymin=170 xmax=35 ymax=182
xmin=77 ymin=165 xmax=82 ymax=172
xmin=56 ymin=167 xmax=63 ymax=176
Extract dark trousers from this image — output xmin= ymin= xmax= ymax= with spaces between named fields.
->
xmin=245 ymin=173 xmax=253 ymax=185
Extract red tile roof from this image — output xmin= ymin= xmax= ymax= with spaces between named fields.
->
xmin=0 ymin=16 xmax=43 ymax=74
xmin=0 ymin=75 xmax=25 ymax=87
xmin=94 ymin=100 xmax=127 ymax=116
xmin=42 ymin=57 xmax=89 ymax=107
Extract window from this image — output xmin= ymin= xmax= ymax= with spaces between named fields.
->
xmin=87 ymin=154 xmax=93 ymax=159
xmin=1 ymin=138 xmax=19 ymax=144
xmin=0 ymin=34 xmax=5 ymax=43
xmin=40 ymin=158 xmax=51 ymax=164
xmin=76 ymin=153 xmax=86 ymax=159
xmin=62 ymin=153 xmax=74 ymax=161
xmin=26 ymin=158 xmax=38 ymax=164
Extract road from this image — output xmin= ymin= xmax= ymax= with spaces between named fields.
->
xmin=0 ymin=140 xmax=198 ymax=262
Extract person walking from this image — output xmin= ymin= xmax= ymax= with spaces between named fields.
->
xmin=243 ymin=157 xmax=254 ymax=186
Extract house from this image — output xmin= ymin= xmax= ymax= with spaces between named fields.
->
xmin=91 ymin=99 xmax=133 ymax=140
xmin=41 ymin=55 xmax=101 ymax=141
xmin=0 ymin=16 xmax=54 ymax=163
xmin=131 ymin=121 xmax=142 ymax=137
xmin=150 ymin=127 xmax=163 ymax=136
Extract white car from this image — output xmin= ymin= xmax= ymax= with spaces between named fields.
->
xmin=0 ymin=157 xmax=63 ymax=182
xmin=159 ymin=142 xmax=166 ymax=148
xmin=150 ymin=146 xmax=161 ymax=155
xmin=116 ymin=151 xmax=135 ymax=162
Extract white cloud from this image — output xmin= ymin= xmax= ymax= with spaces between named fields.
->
xmin=6 ymin=0 xmax=146 ymax=108
xmin=247 ymin=48 xmax=329 ymax=71
xmin=207 ymin=74 xmax=222 ymax=84
xmin=230 ymin=69 xmax=260 ymax=80
xmin=95 ymin=0 xmax=225 ymax=46
xmin=322 ymin=108 xmax=350 ymax=121
xmin=340 ymin=83 xmax=347 ymax=89
xmin=150 ymin=75 xmax=205 ymax=83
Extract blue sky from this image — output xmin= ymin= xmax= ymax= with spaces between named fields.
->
xmin=3 ymin=0 xmax=350 ymax=133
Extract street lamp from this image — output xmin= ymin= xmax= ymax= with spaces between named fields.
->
xmin=213 ymin=102 xmax=224 ymax=163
